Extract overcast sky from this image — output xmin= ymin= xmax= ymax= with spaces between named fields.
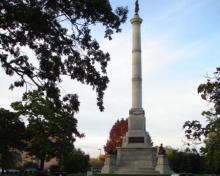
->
xmin=0 ymin=0 xmax=220 ymax=157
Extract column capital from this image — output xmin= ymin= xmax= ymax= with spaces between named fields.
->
xmin=130 ymin=14 xmax=143 ymax=24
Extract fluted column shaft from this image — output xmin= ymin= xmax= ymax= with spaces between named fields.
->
xmin=131 ymin=14 xmax=143 ymax=109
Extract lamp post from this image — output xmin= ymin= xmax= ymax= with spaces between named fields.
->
xmin=98 ymin=148 xmax=101 ymax=156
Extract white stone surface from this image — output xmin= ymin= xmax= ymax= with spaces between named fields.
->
xmin=123 ymin=110 xmax=153 ymax=147
xmin=131 ymin=14 xmax=143 ymax=109
xmin=101 ymin=155 xmax=116 ymax=174
xmin=115 ymin=147 xmax=159 ymax=174
xmin=156 ymin=155 xmax=172 ymax=174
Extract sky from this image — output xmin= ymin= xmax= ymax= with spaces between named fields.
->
xmin=0 ymin=0 xmax=220 ymax=157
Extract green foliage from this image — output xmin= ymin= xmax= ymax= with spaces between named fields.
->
xmin=62 ymin=148 xmax=89 ymax=173
xmin=0 ymin=108 xmax=26 ymax=173
xmin=1 ymin=2 xmax=128 ymax=171
xmin=11 ymin=90 xmax=83 ymax=170
xmin=48 ymin=164 xmax=60 ymax=174
xmin=67 ymin=174 xmax=87 ymax=176
xmin=22 ymin=161 xmax=38 ymax=170
xmin=89 ymin=158 xmax=103 ymax=168
xmin=201 ymin=130 xmax=220 ymax=173
xmin=183 ymin=67 xmax=220 ymax=173
xmin=167 ymin=148 xmax=206 ymax=173
xmin=0 ymin=149 xmax=22 ymax=172
xmin=0 ymin=0 xmax=128 ymax=112
xmin=93 ymin=174 xmax=170 ymax=176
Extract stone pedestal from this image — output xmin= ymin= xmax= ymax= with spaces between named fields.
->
xmin=155 ymin=155 xmax=172 ymax=174
xmin=115 ymin=147 xmax=159 ymax=174
xmin=122 ymin=108 xmax=152 ymax=147
xmin=113 ymin=109 xmax=158 ymax=174
xmin=101 ymin=155 xmax=116 ymax=174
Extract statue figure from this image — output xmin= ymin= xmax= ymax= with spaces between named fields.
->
xmin=158 ymin=144 xmax=166 ymax=155
xmin=135 ymin=0 xmax=139 ymax=14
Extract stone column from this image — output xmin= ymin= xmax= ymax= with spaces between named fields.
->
xmin=131 ymin=14 xmax=143 ymax=110
xmin=115 ymin=3 xmax=158 ymax=173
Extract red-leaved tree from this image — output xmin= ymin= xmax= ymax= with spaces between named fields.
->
xmin=104 ymin=118 xmax=128 ymax=155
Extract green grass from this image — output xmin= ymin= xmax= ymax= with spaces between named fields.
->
xmin=0 ymin=174 xmax=218 ymax=176
xmin=67 ymin=173 xmax=87 ymax=176
xmin=93 ymin=174 xmax=171 ymax=176
xmin=0 ymin=173 xmax=87 ymax=176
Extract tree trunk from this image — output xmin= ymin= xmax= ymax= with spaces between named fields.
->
xmin=2 ymin=154 xmax=5 ymax=173
xmin=39 ymin=158 xmax=45 ymax=171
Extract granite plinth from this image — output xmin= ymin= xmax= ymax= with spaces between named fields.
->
xmin=101 ymin=155 xmax=116 ymax=174
xmin=115 ymin=146 xmax=158 ymax=174
xmin=155 ymin=155 xmax=172 ymax=174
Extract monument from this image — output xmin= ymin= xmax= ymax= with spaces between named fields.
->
xmin=102 ymin=1 xmax=171 ymax=174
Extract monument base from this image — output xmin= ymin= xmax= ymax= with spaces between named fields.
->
xmin=102 ymin=108 xmax=160 ymax=174
xmin=115 ymin=146 xmax=158 ymax=174
xmin=155 ymin=155 xmax=172 ymax=174
xmin=101 ymin=155 xmax=116 ymax=174
xmin=102 ymin=147 xmax=159 ymax=174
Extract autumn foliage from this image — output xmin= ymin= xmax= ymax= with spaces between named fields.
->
xmin=104 ymin=118 xmax=128 ymax=155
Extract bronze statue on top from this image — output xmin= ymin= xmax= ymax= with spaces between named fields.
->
xmin=158 ymin=144 xmax=166 ymax=155
xmin=135 ymin=0 xmax=139 ymax=14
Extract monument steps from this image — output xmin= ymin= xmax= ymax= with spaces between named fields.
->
xmin=115 ymin=167 xmax=160 ymax=174
xmin=115 ymin=170 xmax=160 ymax=174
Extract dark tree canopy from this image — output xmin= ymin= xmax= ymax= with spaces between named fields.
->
xmin=167 ymin=148 xmax=206 ymax=174
xmin=11 ymin=90 xmax=83 ymax=170
xmin=0 ymin=108 xmax=26 ymax=173
xmin=104 ymin=118 xmax=128 ymax=155
xmin=0 ymin=108 xmax=26 ymax=153
xmin=0 ymin=0 xmax=128 ymax=111
xmin=62 ymin=148 xmax=89 ymax=173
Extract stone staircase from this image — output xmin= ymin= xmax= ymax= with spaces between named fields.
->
xmin=115 ymin=166 xmax=160 ymax=174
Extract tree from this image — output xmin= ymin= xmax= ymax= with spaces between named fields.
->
xmin=183 ymin=67 xmax=220 ymax=173
xmin=0 ymin=0 xmax=128 ymax=112
xmin=11 ymin=90 xmax=83 ymax=170
xmin=22 ymin=161 xmax=38 ymax=170
xmin=166 ymin=147 xmax=206 ymax=173
xmin=0 ymin=108 xmax=26 ymax=173
xmin=104 ymin=118 xmax=128 ymax=155
xmin=0 ymin=150 xmax=22 ymax=172
xmin=62 ymin=148 xmax=89 ymax=173
xmin=89 ymin=158 xmax=103 ymax=169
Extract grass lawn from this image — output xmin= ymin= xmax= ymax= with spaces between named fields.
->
xmin=93 ymin=174 xmax=171 ymax=176
xmin=0 ymin=173 xmax=87 ymax=176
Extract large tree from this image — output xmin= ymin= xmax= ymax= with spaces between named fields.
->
xmin=0 ymin=1 xmax=128 ymax=111
xmin=62 ymin=148 xmax=89 ymax=173
xmin=183 ymin=67 xmax=220 ymax=173
xmin=11 ymin=90 xmax=83 ymax=170
xmin=104 ymin=118 xmax=128 ymax=155
xmin=0 ymin=108 xmax=26 ymax=173
xmin=167 ymin=147 xmax=206 ymax=173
